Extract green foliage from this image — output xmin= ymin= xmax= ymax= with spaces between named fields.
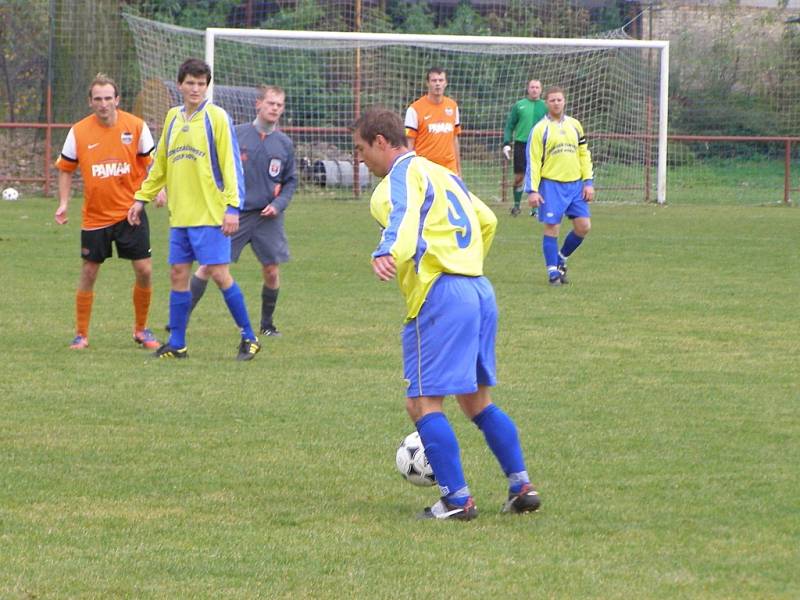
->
xmin=127 ymin=0 xmax=240 ymax=28
xmin=392 ymin=2 xmax=437 ymax=34
xmin=438 ymin=1 xmax=491 ymax=36
xmin=484 ymin=0 xmax=543 ymax=37
xmin=260 ymin=0 xmax=347 ymax=32
xmin=0 ymin=1 xmax=49 ymax=122
xmin=360 ymin=5 xmax=394 ymax=33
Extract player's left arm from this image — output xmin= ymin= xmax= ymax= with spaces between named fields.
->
xmin=55 ymin=170 xmax=73 ymax=225
xmin=404 ymin=106 xmax=418 ymax=152
xmin=524 ymin=122 xmax=544 ymax=194
xmin=271 ymin=139 xmax=298 ymax=213
xmin=210 ymin=113 xmax=242 ymax=234
xmin=454 ymin=106 xmax=462 ymax=176
xmin=576 ymin=119 xmax=594 ymax=201
xmin=372 ymin=165 xmax=423 ymax=267
xmin=502 ymin=103 xmax=518 ymax=147
xmin=135 ymin=122 xmax=155 ymax=172
xmin=54 ymin=127 xmax=78 ymax=225
xmin=217 ymin=113 xmax=245 ymax=212
xmin=469 ymin=191 xmax=498 ymax=256
xmin=454 ymin=136 xmax=462 ymax=177
xmin=134 ymin=112 xmax=171 ymax=205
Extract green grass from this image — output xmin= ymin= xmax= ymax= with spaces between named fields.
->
xmin=1 ymin=196 xmax=798 ymax=599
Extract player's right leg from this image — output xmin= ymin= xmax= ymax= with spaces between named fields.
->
xmin=70 ymin=226 xmax=111 ymax=349
xmin=409 ymin=397 xmax=476 ymax=521
xmin=403 ymin=275 xmax=484 ymax=520
xmin=164 ymin=268 xmax=208 ymax=333
xmin=153 ymin=227 xmax=193 ymax=358
xmin=538 ymin=179 xmax=571 ymax=286
xmin=71 ymin=259 xmax=101 ymax=349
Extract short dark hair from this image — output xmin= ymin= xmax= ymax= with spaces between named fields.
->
xmin=426 ymin=66 xmax=447 ymax=81
xmin=178 ymin=58 xmax=212 ymax=84
xmin=88 ymin=73 xmax=118 ymax=98
xmin=544 ymin=85 xmax=565 ymax=100
xmin=354 ymin=108 xmax=407 ymax=148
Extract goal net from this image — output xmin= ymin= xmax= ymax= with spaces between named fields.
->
xmin=124 ymin=15 xmax=668 ymax=203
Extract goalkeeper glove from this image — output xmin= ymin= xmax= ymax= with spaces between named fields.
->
xmin=502 ymin=145 xmax=512 ymax=161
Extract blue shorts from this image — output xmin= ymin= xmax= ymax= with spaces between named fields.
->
xmin=168 ymin=226 xmax=231 ymax=265
xmin=402 ymin=274 xmax=497 ymax=398
xmin=538 ymin=178 xmax=591 ymax=225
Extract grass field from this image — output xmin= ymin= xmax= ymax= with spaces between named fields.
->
xmin=1 ymin=196 xmax=798 ymax=599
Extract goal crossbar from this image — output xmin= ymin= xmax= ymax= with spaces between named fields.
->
xmin=204 ymin=28 xmax=669 ymax=203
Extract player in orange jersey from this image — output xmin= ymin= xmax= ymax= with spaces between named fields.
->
xmin=404 ymin=67 xmax=462 ymax=175
xmin=55 ymin=73 xmax=160 ymax=350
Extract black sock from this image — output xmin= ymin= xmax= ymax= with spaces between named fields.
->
xmin=261 ymin=286 xmax=279 ymax=330
xmin=190 ymin=274 xmax=209 ymax=311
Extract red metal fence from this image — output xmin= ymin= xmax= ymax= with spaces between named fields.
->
xmin=1 ymin=118 xmax=798 ymax=204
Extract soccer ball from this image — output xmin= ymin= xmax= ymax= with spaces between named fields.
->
xmin=2 ymin=187 xmax=20 ymax=201
xmin=395 ymin=431 xmax=436 ymax=487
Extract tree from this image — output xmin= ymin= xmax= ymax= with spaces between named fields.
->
xmin=0 ymin=1 xmax=48 ymax=122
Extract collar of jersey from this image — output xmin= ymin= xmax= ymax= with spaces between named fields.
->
xmin=389 ymin=151 xmax=415 ymax=172
xmin=180 ymin=99 xmax=209 ymax=120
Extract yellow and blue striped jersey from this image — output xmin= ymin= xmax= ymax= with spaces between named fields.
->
xmin=134 ymin=100 xmax=244 ymax=227
xmin=524 ymin=115 xmax=593 ymax=193
xmin=370 ymin=152 xmax=497 ymax=321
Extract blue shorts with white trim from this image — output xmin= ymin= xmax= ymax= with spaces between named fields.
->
xmin=402 ymin=274 xmax=497 ymax=398
xmin=537 ymin=178 xmax=591 ymax=224
xmin=169 ymin=226 xmax=231 ymax=265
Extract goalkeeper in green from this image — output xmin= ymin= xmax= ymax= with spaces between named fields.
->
xmin=502 ymin=79 xmax=547 ymax=216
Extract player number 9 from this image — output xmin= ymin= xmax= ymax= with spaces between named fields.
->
xmin=446 ymin=190 xmax=472 ymax=249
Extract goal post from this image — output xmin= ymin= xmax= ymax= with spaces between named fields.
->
xmin=205 ymin=28 xmax=669 ymax=204
xmin=125 ymin=14 xmax=669 ymax=203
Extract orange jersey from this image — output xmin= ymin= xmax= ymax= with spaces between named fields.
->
xmin=404 ymin=96 xmax=461 ymax=172
xmin=56 ymin=110 xmax=154 ymax=229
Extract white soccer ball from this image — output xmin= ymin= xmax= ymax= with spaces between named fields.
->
xmin=2 ymin=187 xmax=20 ymax=201
xmin=395 ymin=431 xmax=436 ymax=487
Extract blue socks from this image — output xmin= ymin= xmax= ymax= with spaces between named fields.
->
xmin=543 ymin=234 xmax=559 ymax=279
xmin=167 ymin=290 xmax=192 ymax=349
xmin=221 ymin=281 xmax=256 ymax=340
xmin=416 ymin=412 xmax=470 ymax=506
xmin=473 ymin=404 xmax=529 ymax=494
xmin=560 ymin=231 xmax=584 ymax=260
xmin=544 ymin=231 xmax=585 ymax=278
xmin=415 ymin=405 xmax=531 ymax=500
xmin=168 ymin=281 xmax=255 ymax=348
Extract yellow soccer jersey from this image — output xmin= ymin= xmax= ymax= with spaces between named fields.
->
xmin=134 ymin=100 xmax=244 ymax=227
xmin=370 ymin=152 xmax=497 ymax=321
xmin=524 ymin=115 xmax=593 ymax=193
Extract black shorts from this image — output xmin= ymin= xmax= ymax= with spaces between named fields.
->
xmin=513 ymin=141 xmax=528 ymax=175
xmin=80 ymin=211 xmax=151 ymax=263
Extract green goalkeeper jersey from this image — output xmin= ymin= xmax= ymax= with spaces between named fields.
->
xmin=502 ymin=97 xmax=547 ymax=145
